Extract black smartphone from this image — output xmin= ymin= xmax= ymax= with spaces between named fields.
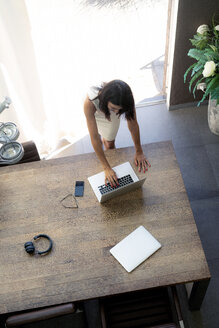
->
xmin=74 ymin=181 xmax=84 ymax=197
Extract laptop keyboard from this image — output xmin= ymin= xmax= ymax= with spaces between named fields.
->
xmin=98 ymin=174 xmax=134 ymax=195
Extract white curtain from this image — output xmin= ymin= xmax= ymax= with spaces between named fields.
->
xmin=0 ymin=0 xmax=168 ymax=157
xmin=0 ymin=0 xmax=51 ymax=155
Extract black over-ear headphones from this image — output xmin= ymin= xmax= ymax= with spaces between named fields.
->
xmin=24 ymin=234 xmax=53 ymax=255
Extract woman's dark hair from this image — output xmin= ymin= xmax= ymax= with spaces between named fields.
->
xmin=92 ymin=80 xmax=135 ymax=120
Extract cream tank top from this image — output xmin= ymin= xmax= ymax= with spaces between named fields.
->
xmin=87 ymin=84 xmax=120 ymax=141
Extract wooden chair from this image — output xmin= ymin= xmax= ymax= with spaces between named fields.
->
xmin=100 ymin=287 xmax=182 ymax=328
xmin=18 ymin=141 xmax=40 ymax=164
xmin=4 ymin=302 xmax=87 ymax=328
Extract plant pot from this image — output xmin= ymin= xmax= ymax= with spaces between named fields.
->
xmin=208 ymin=94 xmax=219 ymax=136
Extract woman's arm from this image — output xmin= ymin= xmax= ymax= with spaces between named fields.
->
xmin=84 ymin=96 xmax=118 ymax=186
xmin=127 ymin=109 xmax=151 ymax=172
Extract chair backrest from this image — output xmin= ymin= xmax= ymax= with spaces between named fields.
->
xmin=5 ymin=303 xmax=76 ymax=327
xmin=148 ymin=324 xmax=177 ymax=328
xmin=19 ymin=141 xmax=40 ymax=163
xmin=100 ymin=287 xmax=180 ymax=328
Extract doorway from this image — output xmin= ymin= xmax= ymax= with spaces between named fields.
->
xmin=25 ymin=0 xmax=169 ymax=110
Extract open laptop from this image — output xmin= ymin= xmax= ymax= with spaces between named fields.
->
xmin=88 ymin=161 xmax=146 ymax=203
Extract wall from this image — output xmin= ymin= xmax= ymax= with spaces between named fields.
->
xmin=166 ymin=0 xmax=219 ymax=109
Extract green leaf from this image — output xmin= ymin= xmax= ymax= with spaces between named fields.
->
xmin=191 ymin=61 xmax=204 ymax=76
xmin=193 ymin=76 xmax=205 ymax=98
xmin=205 ymin=77 xmax=213 ymax=84
xmin=190 ymin=38 xmax=208 ymax=50
xmin=204 ymin=49 xmax=219 ymax=61
xmin=209 ymin=44 xmax=217 ymax=51
xmin=184 ymin=63 xmax=196 ymax=83
xmin=198 ymin=74 xmax=219 ymax=105
xmin=210 ymin=85 xmax=219 ymax=99
xmin=188 ymin=49 xmax=206 ymax=62
xmin=189 ymin=70 xmax=203 ymax=93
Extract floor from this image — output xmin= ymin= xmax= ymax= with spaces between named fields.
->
xmin=51 ymin=101 xmax=219 ymax=328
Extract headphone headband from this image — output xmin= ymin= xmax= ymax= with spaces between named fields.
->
xmin=24 ymin=234 xmax=53 ymax=255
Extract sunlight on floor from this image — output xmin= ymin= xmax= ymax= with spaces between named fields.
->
xmin=24 ymin=0 xmax=168 ymax=153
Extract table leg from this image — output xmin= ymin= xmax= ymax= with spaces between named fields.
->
xmin=83 ymin=299 xmax=102 ymax=328
xmin=188 ymin=279 xmax=210 ymax=311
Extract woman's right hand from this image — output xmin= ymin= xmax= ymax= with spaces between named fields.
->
xmin=104 ymin=167 xmax=119 ymax=187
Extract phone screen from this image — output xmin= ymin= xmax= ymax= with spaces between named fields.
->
xmin=75 ymin=181 xmax=84 ymax=197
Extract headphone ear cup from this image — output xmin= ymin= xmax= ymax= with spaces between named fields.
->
xmin=24 ymin=241 xmax=35 ymax=254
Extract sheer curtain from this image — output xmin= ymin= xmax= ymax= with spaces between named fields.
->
xmin=0 ymin=0 xmax=49 ymax=154
xmin=0 ymin=0 xmax=89 ymax=156
xmin=0 ymin=0 xmax=168 ymax=157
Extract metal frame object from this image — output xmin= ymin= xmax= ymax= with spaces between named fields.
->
xmin=0 ymin=141 xmax=24 ymax=165
xmin=0 ymin=98 xmax=24 ymax=165
xmin=0 ymin=122 xmax=20 ymax=143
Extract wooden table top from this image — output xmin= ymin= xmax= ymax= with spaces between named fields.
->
xmin=0 ymin=141 xmax=210 ymax=314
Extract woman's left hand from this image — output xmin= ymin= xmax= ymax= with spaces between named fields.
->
xmin=134 ymin=152 xmax=151 ymax=173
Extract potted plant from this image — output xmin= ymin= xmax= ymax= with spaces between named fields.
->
xmin=184 ymin=16 xmax=219 ymax=135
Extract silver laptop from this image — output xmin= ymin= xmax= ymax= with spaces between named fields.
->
xmin=88 ymin=162 xmax=146 ymax=203
xmin=110 ymin=225 xmax=162 ymax=272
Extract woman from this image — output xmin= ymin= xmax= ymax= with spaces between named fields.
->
xmin=84 ymin=79 xmax=150 ymax=187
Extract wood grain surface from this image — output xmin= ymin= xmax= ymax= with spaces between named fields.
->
xmin=0 ymin=141 xmax=210 ymax=314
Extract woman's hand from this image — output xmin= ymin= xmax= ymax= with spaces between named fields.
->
xmin=134 ymin=152 xmax=151 ymax=173
xmin=104 ymin=167 xmax=119 ymax=187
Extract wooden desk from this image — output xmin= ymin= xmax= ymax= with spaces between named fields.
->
xmin=0 ymin=141 xmax=210 ymax=314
